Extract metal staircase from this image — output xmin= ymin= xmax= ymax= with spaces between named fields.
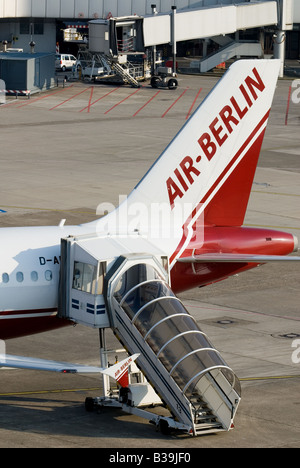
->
xmin=191 ymin=41 xmax=263 ymax=73
xmin=193 ymin=400 xmax=222 ymax=432
xmin=74 ymin=47 xmax=142 ymax=87
xmin=110 ymin=60 xmax=141 ymax=88
xmin=58 ymin=235 xmax=241 ymax=436
xmin=105 ymin=255 xmax=241 ymax=435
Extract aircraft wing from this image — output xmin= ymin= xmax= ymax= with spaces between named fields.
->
xmin=178 ymin=254 xmax=300 ymax=263
xmin=0 ymin=353 xmax=139 ymax=377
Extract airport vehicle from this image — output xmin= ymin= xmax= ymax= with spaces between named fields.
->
xmin=1 ymin=60 xmax=299 ymax=436
xmin=150 ymin=66 xmax=178 ymax=90
xmin=6 ymin=48 xmax=23 ymax=53
xmin=55 ymin=53 xmax=77 ymax=71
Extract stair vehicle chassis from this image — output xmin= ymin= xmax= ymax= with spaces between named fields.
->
xmin=151 ymin=67 xmax=178 ymax=90
xmin=58 ymin=234 xmax=241 ymax=437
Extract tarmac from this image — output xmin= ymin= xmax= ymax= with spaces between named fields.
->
xmin=0 ymin=67 xmax=299 ymax=449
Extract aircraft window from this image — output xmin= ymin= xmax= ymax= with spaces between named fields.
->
xmin=16 ymin=272 xmax=24 ymax=283
xmin=82 ymin=264 xmax=95 ymax=293
xmin=31 ymin=271 xmax=38 ymax=282
xmin=96 ymin=262 xmax=106 ymax=295
xmin=161 ymin=256 xmax=169 ymax=273
xmin=2 ymin=273 xmax=9 ymax=284
xmin=114 ymin=264 xmax=164 ymax=304
xmin=45 ymin=270 xmax=53 ymax=281
xmin=72 ymin=262 xmax=98 ymax=294
xmin=121 ymin=281 xmax=173 ymax=320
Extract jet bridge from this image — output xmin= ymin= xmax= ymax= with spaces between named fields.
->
xmin=58 ymin=233 xmax=241 ymax=436
xmin=88 ymin=2 xmax=280 ymax=76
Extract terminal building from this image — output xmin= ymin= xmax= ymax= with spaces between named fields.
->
xmin=0 ymin=0 xmax=298 ymax=74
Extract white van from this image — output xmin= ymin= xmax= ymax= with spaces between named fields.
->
xmin=55 ymin=54 xmax=77 ymax=71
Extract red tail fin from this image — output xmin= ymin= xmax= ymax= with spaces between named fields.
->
xmin=204 ymin=121 xmax=267 ymax=227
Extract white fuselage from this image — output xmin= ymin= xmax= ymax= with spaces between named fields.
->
xmin=0 ymin=225 xmax=90 ymax=312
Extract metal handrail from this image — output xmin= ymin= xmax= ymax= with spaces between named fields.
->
xmin=169 ymin=348 xmax=222 ymax=376
xmin=131 ymin=296 xmax=182 ymax=324
xmin=182 ymin=365 xmax=235 ymax=394
xmin=156 ymin=330 xmax=208 ymax=357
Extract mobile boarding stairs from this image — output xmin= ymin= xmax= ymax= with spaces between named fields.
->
xmin=74 ymin=48 xmax=143 ymax=88
xmin=58 ymin=233 xmax=241 ymax=436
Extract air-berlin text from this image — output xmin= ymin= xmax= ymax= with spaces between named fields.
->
xmin=166 ymin=67 xmax=266 ymax=209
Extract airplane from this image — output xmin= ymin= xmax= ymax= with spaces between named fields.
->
xmin=0 ymin=59 xmax=299 ymax=375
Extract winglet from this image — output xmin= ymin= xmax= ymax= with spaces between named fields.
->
xmin=101 ymin=353 xmax=140 ymax=388
xmin=0 ymin=353 xmax=139 ymax=378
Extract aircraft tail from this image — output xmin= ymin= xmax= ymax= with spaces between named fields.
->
xmin=95 ymin=60 xmax=280 ymax=258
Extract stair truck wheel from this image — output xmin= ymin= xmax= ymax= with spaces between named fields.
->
xmin=168 ymin=79 xmax=178 ymax=90
xmin=85 ymin=397 xmax=95 ymax=412
xmin=159 ymin=419 xmax=171 ymax=435
xmin=151 ymin=77 xmax=160 ymax=88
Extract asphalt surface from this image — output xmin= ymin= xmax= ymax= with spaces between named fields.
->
xmin=0 ymin=68 xmax=299 ymax=449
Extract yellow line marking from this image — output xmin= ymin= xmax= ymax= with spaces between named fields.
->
xmin=0 ymin=387 xmax=100 ymax=397
xmin=245 ymin=223 xmax=300 ymax=230
xmin=252 ymin=191 xmax=300 ymax=198
xmin=1 ymin=207 xmax=298 ymax=230
xmin=0 ymin=205 xmax=96 ymax=215
xmin=1 ymin=376 xmax=300 ymax=398
xmin=240 ymin=375 xmax=300 ymax=382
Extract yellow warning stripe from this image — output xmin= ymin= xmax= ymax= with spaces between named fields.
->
xmin=1 ymin=376 xmax=300 ymax=397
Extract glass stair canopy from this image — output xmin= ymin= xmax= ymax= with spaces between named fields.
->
xmin=107 ymin=258 xmax=241 ymax=434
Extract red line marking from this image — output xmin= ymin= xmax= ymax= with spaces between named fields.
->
xmin=285 ymin=85 xmax=292 ymax=126
xmin=161 ymin=88 xmax=189 ymax=118
xmin=49 ymin=87 xmax=90 ymax=110
xmin=86 ymin=86 xmax=94 ymax=113
xmin=186 ymin=88 xmax=202 ymax=120
xmin=104 ymin=88 xmax=141 ymax=114
xmin=79 ymin=86 xmax=120 ymax=112
xmin=0 ymin=99 xmax=22 ymax=109
xmin=16 ymin=86 xmax=74 ymax=108
xmin=132 ymin=90 xmax=161 ymax=117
